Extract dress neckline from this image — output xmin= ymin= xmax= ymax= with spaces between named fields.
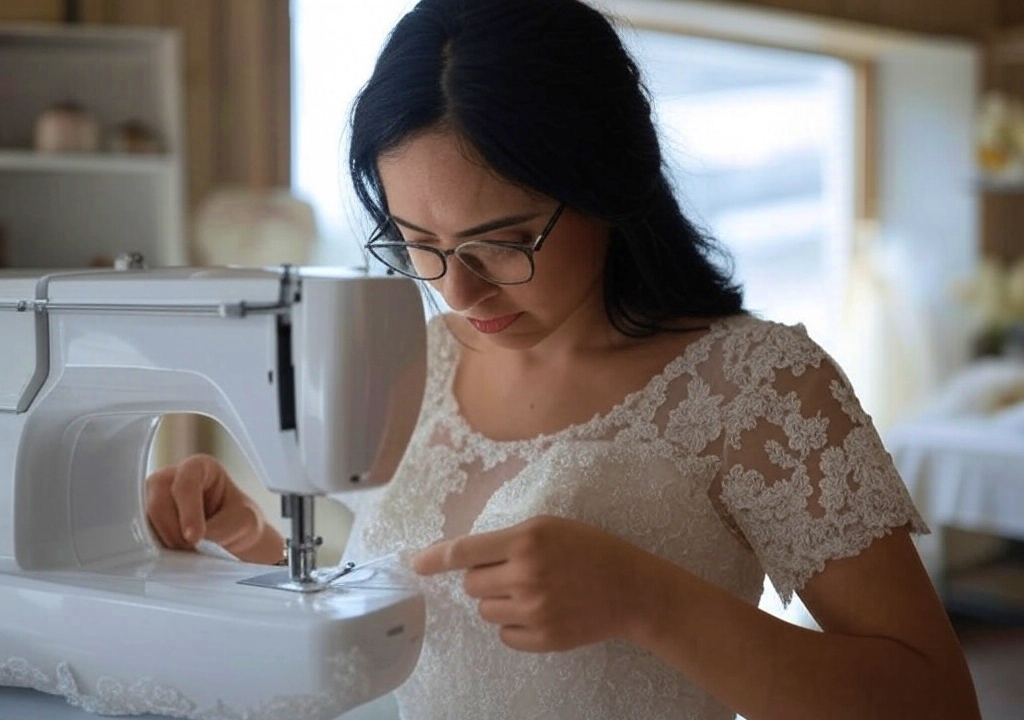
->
xmin=436 ymin=313 xmax=748 ymax=447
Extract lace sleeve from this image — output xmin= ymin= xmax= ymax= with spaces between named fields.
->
xmin=716 ymin=322 xmax=928 ymax=605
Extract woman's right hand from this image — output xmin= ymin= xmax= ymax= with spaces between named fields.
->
xmin=144 ymin=454 xmax=285 ymax=565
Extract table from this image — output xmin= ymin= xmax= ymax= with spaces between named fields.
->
xmin=887 ymin=416 xmax=1024 ymax=617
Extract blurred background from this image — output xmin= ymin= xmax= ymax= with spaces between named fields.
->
xmin=1 ymin=1 xmax=1023 ymax=717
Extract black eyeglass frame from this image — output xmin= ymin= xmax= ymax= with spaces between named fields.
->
xmin=364 ymin=202 xmax=567 ymax=285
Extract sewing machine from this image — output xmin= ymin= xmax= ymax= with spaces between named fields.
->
xmin=0 ymin=264 xmax=428 ymax=719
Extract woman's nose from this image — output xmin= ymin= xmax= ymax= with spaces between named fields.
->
xmin=434 ymin=255 xmax=496 ymax=312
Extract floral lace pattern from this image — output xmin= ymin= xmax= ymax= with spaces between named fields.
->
xmin=348 ymin=313 xmax=927 ymax=720
xmin=1 ymin=648 xmax=376 ymax=720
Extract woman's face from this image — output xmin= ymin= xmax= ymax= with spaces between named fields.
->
xmin=376 ymin=130 xmax=611 ymax=352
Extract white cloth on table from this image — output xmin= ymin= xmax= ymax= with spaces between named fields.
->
xmin=884 ymin=357 xmax=1024 ymax=576
xmin=888 ymin=419 xmax=1024 ymax=540
xmin=886 ymin=416 xmax=1024 ymax=579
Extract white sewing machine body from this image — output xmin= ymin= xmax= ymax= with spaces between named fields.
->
xmin=0 ymin=266 xmax=427 ymax=719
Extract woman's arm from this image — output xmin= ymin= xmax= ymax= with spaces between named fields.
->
xmin=413 ymin=517 xmax=980 ymax=720
xmin=639 ymin=321 xmax=981 ymax=719
xmin=629 ymin=525 xmax=980 ymax=720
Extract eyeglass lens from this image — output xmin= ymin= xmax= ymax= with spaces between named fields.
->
xmin=371 ymin=241 xmax=534 ymax=284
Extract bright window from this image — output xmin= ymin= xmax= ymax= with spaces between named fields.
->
xmin=623 ymin=29 xmax=856 ymax=352
xmin=291 ymin=0 xmax=417 ymax=267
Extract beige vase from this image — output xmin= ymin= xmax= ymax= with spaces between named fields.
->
xmin=33 ymin=102 xmax=100 ymax=153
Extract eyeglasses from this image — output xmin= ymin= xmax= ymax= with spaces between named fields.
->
xmin=365 ymin=202 xmax=566 ymax=285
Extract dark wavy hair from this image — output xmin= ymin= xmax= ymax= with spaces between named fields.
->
xmin=349 ymin=0 xmax=744 ymax=336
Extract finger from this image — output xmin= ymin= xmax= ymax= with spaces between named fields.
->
xmin=498 ymin=626 xmax=551 ymax=653
xmin=145 ymin=466 xmax=190 ymax=550
xmin=462 ymin=562 xmax=514 ymax=599
xmin=147 ymin=510 xmax=187 ymax=550
xmin=170 ymin=455 xmax=223 ymax=545
xmin=477 ymin=598 xmax=521 ymax=626
xmin=204 ymin=503 xmax=261 ymax=554
xmin=411 ymin=526 xmax=517 ymax=575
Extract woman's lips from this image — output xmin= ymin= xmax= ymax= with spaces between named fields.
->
xmin=467 ymin=312 xmax=522 ymax=334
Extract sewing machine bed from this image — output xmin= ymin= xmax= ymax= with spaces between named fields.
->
xmin=0 ymin=686 xmax=399 ymax=719
xmin=0 ymin=550 xmax=423 ymax=719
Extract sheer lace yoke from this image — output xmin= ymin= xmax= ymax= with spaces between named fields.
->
xmin=440 ymin=317 xmax=729 ymax=449
xmin=430 ymin=317 xmax=736 ymax=541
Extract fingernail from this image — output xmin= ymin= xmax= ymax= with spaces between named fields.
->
xmin=184 ymin=528 xmax=197 ymax=544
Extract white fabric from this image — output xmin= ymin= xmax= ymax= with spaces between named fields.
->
xmin=347 ymin=313 xmax=926 ymax=720
xmin=912 ymin=358 xmax=1024 ymax=420
xmin=834 ymin=225 xmax=938 ymax=431
xmin=885 ymin=366 xmax=1024 ymax=580
xmin=887 ymin=419 xmax=1024 ymax=541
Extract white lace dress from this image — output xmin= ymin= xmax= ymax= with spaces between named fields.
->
xmin=346 ymin=312 xmax=927 ymax=720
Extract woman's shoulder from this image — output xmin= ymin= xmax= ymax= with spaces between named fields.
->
xmin=659 ymin=312 xmax=825 ymax=365
xmin=664 ymin=313 xmax=850 ymax=402
xmin=712 ymin=314 xmax=834 ymax=372
xmin=714 ymin=312 xmax=817 ymax=345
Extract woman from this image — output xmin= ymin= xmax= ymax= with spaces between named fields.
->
xmin=146 ymin=0 xmax=981 ymax=718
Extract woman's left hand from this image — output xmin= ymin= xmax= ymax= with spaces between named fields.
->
xmin=411 ymin=515 xmax=661 ymax=652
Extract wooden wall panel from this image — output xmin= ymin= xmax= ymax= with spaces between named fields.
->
xmin=980 ymin=31 xmax=1024 ymax=261
xmin=0 ymin=0 xmax=65 ymax=22
xmin=741 ymin=0 xmax=829 ymax=17
xmin=168 ymin=0 xmax=216 ymax=214
xmin=835 ymin=0 xmax=882 ymax=26
xmin=996 ymin=0 xmax=1024 ymax=28
xmin=979 ymin=195 xmax=1024 ymax=261
xmin=76 ymin=0 xmax=112 ymax=24
xmin=76 ymin=0 xmax=172 ymax=27
xmin=268 ymin=0 xmax=291 ymax=192
xmin=110 ymin=0 xmax=165 ymax=26
xmin=221 ymin=0 xmax=282 ymax=189
xmin=727 ymin=0 xmax=997 ymax=38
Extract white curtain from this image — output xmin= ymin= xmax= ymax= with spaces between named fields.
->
xmin=834 ymin=222 xmax=939 ymax=431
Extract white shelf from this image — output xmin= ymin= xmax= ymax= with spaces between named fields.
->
xmin=0 ymin=23 xmax=184 ymax=269
xmin=0 ymin=22 xmax=170 ymax=49
xmin=0 ymin=149 xmax=174 ymax=175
